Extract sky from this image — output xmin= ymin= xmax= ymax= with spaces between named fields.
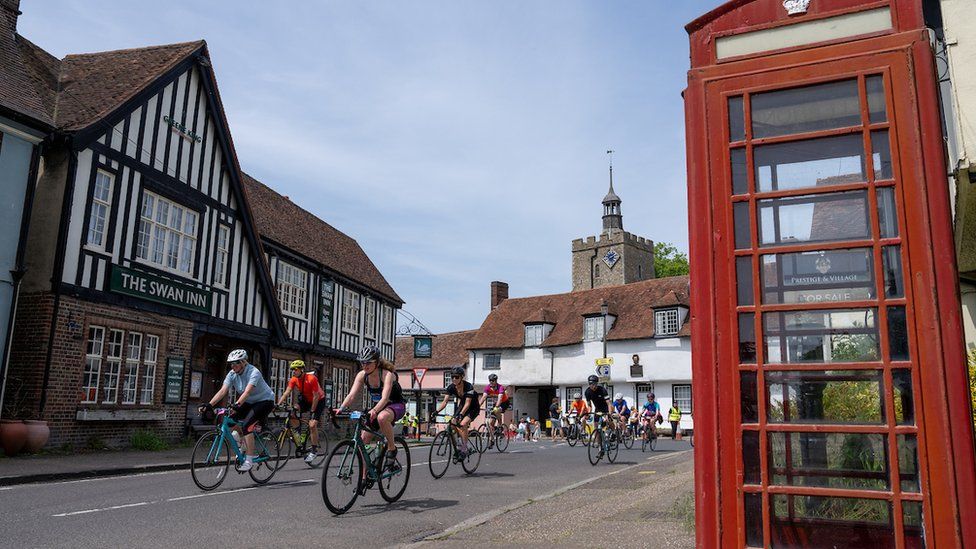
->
xmin=19 ymin=0 xmax=722 ymax=334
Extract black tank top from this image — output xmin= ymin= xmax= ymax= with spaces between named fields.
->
xmin=364 ymin=371 xmax=405 ymax=405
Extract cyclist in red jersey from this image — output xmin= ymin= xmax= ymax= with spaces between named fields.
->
xmin=276 ymin=360 xmax=325 ymax=463
xmin=479 ymin=374 xmax=510 ymax=435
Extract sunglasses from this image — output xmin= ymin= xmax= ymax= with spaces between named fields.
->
xmin=451 ymin=375 xmax=462 ymax=379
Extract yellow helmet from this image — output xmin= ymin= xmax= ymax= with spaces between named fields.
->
xmin=289 ymin=359 xmax=306 ymax=370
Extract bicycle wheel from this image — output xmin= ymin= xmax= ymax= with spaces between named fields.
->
xmin=428 ymin=431 xmax=452 ymax=479
xmin=566 ymin=424 xmax=579 ymax=447
xmin=622 ymin=427 xmax=635 ymax=449
xmin=495 ymin=428 xmax=509 ymax=453
xmin=649 ymin=435 xmax=658 ymax=452
xmin=190 ymin=430 xmax=231 ymax=491
xmin=275 ymin=428 xmax=295 ymax=471
xmin=378 ymin=436 xmax=411 ymax=503
xmin=469 ymin=429 xmax=486 ymax=454
xmin=607 ymin=429 xmax=620 ymax=463
xmin=249 ymin=430 xmax=280 ymax=484
xmin=307 ymin=425 xmax=329 ymax=468
xmin=322 ymin=440 xmax=363 ymax=515
xmin=461 ymin=432 xmax=482 ymax=474
xmin=641 ymin=435 xmax=648 ymax=452
xmin=587 ymin=430 xmax=603 ymax=465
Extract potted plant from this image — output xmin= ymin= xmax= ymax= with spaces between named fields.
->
xmin=1 ymin=378 xmax=30 ymax=456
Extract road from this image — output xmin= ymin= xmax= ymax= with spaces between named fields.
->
xmin=0 ymin=438 xmax=693 ymax=547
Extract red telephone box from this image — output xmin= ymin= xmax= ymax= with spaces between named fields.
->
xmin=685 ymin=1 xmax=976 ymax=547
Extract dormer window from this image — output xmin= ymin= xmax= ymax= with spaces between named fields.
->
xmin=584 ymin=316 xmax=605 ymax=342
xmin=524 ymin=323 xmax=552 ymax=347
xmin=655 ymin=308 xmax=680 ymax=336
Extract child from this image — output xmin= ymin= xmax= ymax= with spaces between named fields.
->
xmin=517 ymin=418 xmax=527 ymax=441
xmin=507 ymin=422 xmax=516 ymax=440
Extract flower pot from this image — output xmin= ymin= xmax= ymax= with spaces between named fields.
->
xmin=1 ymin=419 xmax=28 ymax=456
xmin=23 ymin=420 xmax=50 ymax=453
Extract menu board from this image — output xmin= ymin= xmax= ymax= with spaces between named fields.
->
xmin=164 ymin=358 xmax=186 ymax=404
xmin=318 ymin=278 xmax=335 ymax=346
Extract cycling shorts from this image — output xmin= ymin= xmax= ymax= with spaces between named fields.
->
xmin=233 ymin=400 xmax=274 ymax=433
xmin=368 ymin=402 xmax=406 ymax=430
xmin=299 ymin=398 xmax=327 ymax=421
xmin=496 ymin=400 xmax=511 ymax=412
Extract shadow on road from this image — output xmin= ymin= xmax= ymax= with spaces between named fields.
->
xmin=466 ymin=471 xmax=515 ymax=479
xmin=354 ymin=497 xmax=459 ymax=515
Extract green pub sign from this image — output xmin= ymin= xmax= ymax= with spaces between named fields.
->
xmin=110 ymin=265 xmax=211 ymax=314
xmin=164 ymin=358 xmax=186 ymax=404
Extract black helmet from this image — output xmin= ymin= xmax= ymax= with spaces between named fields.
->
xmin=587 ymin=374 xmax=599 ymax=384
xmin=450 ymin=366 xmax=465 ymax=377
xmin=358 ymin=344 xmax=380 ymax=363
xmin=488 ymin=373 xmax=498 ymax=382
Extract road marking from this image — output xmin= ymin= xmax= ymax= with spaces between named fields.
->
xmin=2 ymin=468 xmax=184 ymax=491
xmin=53 ymin=501 xmax=153 ymax=517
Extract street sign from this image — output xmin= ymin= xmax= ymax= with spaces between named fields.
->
xmin=598 ymin=376 xmax=610 ymax=384
xmin=595 ymin=364 xmax=611 ymax=377
xmin=595 ymin=357 xmax=613 ymax=366
xmin=413 ymin=368 xmax=427 ymax=385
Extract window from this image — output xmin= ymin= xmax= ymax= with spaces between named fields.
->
xmin=636 ymin=383 xmax=655 ymax=402
xmin=121 ymin=332 xmax=142 ymax=404
xmin=382 ymin=305 xmax=394 ymax=342
xmin=82 ymin=326 xmax=105 ymax=403
xmin=276 ymin=261 xmax=308 ymax=317
xmin=443 ymin=371 xmax=453 ymax=389
xmin=136 ymin=191 xmax=198 ymax=274
xmin=102 ymin=329 xmax=125 ymax=404
xmin=673 ymin=384 xmax=692 ymax=413
xmin=524 ymin=324 xmax=544 ymax=347
xmin=332 ymin=367 xmax=350 ymax=408
xmin=655 ymin=309 xmax=680 ymax=336
xmin=214 ymin=224 xmax=230 ymax=287
xmin=483 ymin=353 xmax=501 ymax=371
xmin=584 ymin=317 xmax=605 ymax=342
xmin=566 ymin=386 xmax=582 ymax=412
xmin=595 ymin=263 xmax=601 ymax=277
xmin=86 ymin=170 xmax=114 ymax=249
xmin=342 ymin=290 xmax=361 ymax=332
xmin=269 ymin=358 xmax=291 ymax=398
xmin=140 ymin=335 xmax=158 ymax=404
xmin=364 ymin=298 xmax=377 ymax=338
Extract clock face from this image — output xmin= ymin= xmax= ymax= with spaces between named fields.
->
xmin=603 ymin=249 xmax=620 ymax=269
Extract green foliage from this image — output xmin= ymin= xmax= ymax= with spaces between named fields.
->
xmin=653 ymin=242 xmax=689 ymax=277
xmin=821 ymin=381 xmax=883 ymax=424
xmin=969 ymin=349 xmax=976 ymax=432
xmin=129 ymin=430 xmax=169 ymax=451
xmin=670 ymin=491 xmax=696 ymax=533
xmin=85 ymin=435 xmax=108 ymax=451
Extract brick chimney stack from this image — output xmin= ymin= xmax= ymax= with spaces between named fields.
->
xmin=0 ymin=0 xmax=20 ymax=38
xmin=490 ymin=281 xmax=509 ymax=311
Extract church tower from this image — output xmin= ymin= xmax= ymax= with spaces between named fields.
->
xmin=571 ymin=158 xmax=655 ymax=291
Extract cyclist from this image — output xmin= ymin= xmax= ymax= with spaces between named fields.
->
xmin=640 ymin=393 xmax=662 ymax=442
xmin=198 ymin=349 xmax=274 ymax=472
xmin=333 ymin=345 xmax=406 ymax=470
xmin=612 ymin=392 xmax=631 ymax=431
xmin=275 ymin=359 xmax=326 ymax=463
xmin=569 ymin=392 xmax=589 ymax=433
xmin=434 ymin=366 xmax=480 ymax=457
xmin=479 ymin=373 xmax=510 ymax=436
xmin=584 ymin=375 xmax=612 ymax=445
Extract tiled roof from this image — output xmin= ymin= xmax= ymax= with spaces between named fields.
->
xmin=394 ymin=331 xmax=478 ymax=371
xmin=467 ymin=276 xmax=690 ymax=350
xmin=242 ymin=173 xmax=403 ymax=305
xmin=0 ymin=31 xmax=56 ymax=126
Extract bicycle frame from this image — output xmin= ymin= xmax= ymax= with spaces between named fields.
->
xmin=207 ymin=410 xmax=272 ymax=465
xmin=333 ymin=412 xmax=398 ymax=483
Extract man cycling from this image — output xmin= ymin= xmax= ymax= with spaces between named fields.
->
xmin=584 ymin=374 xmax=612 ymax=446
xmin=479 ymin=373 xmax=510 ymax=436
xmin=569 ymin=392 xmax=589 ymax=433
xmin=275 ymin=359 xmax=326 ymax=463
xmin=612 ymin=392 xmax=631 ymax=431
xmin=198 ymin=349 xmax=274 ymax=472
xmin=434 ymin=366 xmax=480 ymax=457
xmin=640 ymin=392 xmax=662 ymax=442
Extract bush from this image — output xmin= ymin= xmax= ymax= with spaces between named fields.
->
xmin=86 ymin=435 xmax=108 ymax=451
xmin=130 ymin=430 xmax=169 ymax=451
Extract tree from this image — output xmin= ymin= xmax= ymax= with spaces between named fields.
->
xmin=654 ymin=241 xmax=690 ymax=277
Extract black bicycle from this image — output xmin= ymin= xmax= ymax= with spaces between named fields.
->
xmin=477 ymin=420 xmax=510 ymax=453
xmin=587 ymin=413 xmax=619 ymax=465
xmin=273 ymin=405 xmax=328 ymax=470
xmin=428 ymin=414 xmax=482 ymax=477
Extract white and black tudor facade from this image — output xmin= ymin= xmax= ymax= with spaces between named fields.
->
xmin=3 ymin=7 xmax=401 ymax=446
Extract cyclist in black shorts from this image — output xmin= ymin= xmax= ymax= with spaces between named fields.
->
xmin=276 ymin=360 xmax=326 ymax=463
xmin=434 ymin=366 xmax=480 ymax=457
xmin=584 ymin=374 xmax=612 ymax=430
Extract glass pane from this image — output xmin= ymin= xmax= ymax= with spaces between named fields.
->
xmin=755 ymin=134 xmax=865 ymax=192
xmin=744 ymin=430 xmax=761 ymax=484
xmin=882 ymin=246 xmax=904 ymax=298
xmin=737 ymin=256 xmax=755 ymax=305
xmin=741 ymin=371 xmax=758 ymax=423
xmin=744 ymin=493 xmax=763 ymax=547
xmin=866 ymin=75 xmax=886 ymax=124
xmin=751 ymin=79 xmax=861 ymax=138
xmin=771 ymin=495 xmax=893 ymax=548
xmin=766 ymin=370 xmax=884 ymax=424
xmin=729 ymin=96 xmax=745 ymax=142
xmin=769 ymin=432 xmax=889 ymax=490
xmin=734 ymin=201 xmax=751 ymax=249
xmin=887 ymin=306 xmax=909 ymax=361
xmin=892 ymin=369 xmax=915 ymax=425
xmin=871 ymin=130 xmax=893 ymax=180
xmin=763 ymin=308 xmax=879 ymax=364
xmin=732 ymin=148 xmax=748 ymax=194
xmin=759 ymin=191 xmax=870 ymax=247
xmin=739 ymin=313 xmax=757 ymax=363
xmin=903 ymin=501 xmax=926 ymax=548
xmin=898 ymin=434 xmax=920 ymax=493
xmin=877 ymin=187 xmax=899 ymax=238
xmin=762 ymin=248 xmax=875 ymax=305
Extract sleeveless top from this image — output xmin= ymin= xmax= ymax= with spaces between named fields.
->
xmin=364 ymin=370 xmax=405 ymax=405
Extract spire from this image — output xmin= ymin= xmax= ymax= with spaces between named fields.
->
xmin=602 ymin=150 xmax=623 ymax=233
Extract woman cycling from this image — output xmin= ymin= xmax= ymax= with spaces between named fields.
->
xmin=333 ymin=345 xmax=406 ymax=470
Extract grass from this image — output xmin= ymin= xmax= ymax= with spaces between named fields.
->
xmin=129 ymin=430 xmax=169 ymax=451
xmin=670 ymin=491 xmax=696 ymax=533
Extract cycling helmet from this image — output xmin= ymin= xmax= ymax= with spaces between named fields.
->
xmin=614 ymin=393 xmax=623 ymax=400
xmin=573 ymin=392 xmax=582 ymax=399
xmin=226 ymin=349 xmax=248 ymax=363
xmin=587 ymin=374 xmax=599 ymax=384
xmin=647 ymin=392 xmax=656 ymax=399
xmin=357 ymin=344 xmax=380 ymax=363
xmin=450 ymin=366 xmax=465 ymax=377
xmin=289 ymin=359 xmax=305 ymax=370
xmin=488 ymin=373 xmax=498 ymax=382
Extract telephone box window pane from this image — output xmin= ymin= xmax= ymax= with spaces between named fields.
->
xmin=871 ymin=130 xmax=893 ymax=180
xmin=741 ymin=371 xmax=758 ymax=423
xmin=903 ymin=501 xmax=926 ymax=548
xmin=762 ymin=248 xmax=874 ymax=305
xmin=771 ymin=495 xmax=892 ymax=537
xmin=866 ymin=75 xmax=887 ymax=124
xmin=734 ymin=201 xmax=752 ymax=249
xmin=898 ymin=434 xmax=921 ymax=493
xmin=887 ymin=306 xmax=910 ymax=361
xmin=751 ymin=79 xmax=861 ymax=138
xmin=892 ymin=369 xmax=916 ymax=425
xmin=755 ymin=134 xmax=865 ymax=192
xmin=877 ymin=187 xmax=899 ymax=238
xmin=763 ymin=308 xmax=879 ymax=364
xmin=731 ymin=148 xmax=748 ymax=195
xmin=737 ymin=256 xmax=754 ymax=305
xmin=743 ymin=430 xmax=761 ymax=485
xmin=766 ymin=370 xmax=884 ymax=424
xmin=769 ymin=432 xmax=889 ymax=490
xmin=744 ymin=493 xmax=764 ymax=548
xmin=759 ymin=191 xmax=870 ymax=247
xmin=739 ymin=313 xmax=757 ymax=363
xmin=881 ymin=246 xmax=904 ymax=298
xmin=729 ymin=96 xmax=745 ymax=142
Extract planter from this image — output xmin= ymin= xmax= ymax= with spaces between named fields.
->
xmin=1 ymin=419 xmax=28 ymax=456
xmin=23 ymin=420 xmax=50 ymax=453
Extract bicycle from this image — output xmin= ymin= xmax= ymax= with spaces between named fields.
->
xmin=621 ymin=418 xmax=636 ymax=450
xmin=640 ymin=418 xmax=659 ymax=452
xmin=477 ymin=418 xmax=510 ymax=453
xmin=321 ymin=411 xmax=411 ymax=515
xmin=428 ymin=414 xmax=482 ymax=477
xmin=273 ymin=405 xmax=329 ymax=470
xmin=587 ymin=413 xmax=619 ymax=466
xmin=190 ymin=407 xmax=280 ymax=491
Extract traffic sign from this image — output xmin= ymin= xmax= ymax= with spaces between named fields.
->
xmin=595 ymin=357 xmax=613 ymax=366
xmin=595 ymin=364 xmax=611 ymax=377
xmin=413 ymin=368 xmax=427 ymax=384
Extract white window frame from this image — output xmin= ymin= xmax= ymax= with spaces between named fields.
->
xmin=483 ymin=353 xmax=501 ymax=371
xmin=214 ymin=224 xmax=230 ymax=288
xmin=584 ymin=316 xmax=605 ymax=342
xmin=382 ymin=305 xmax=394 ymax=342
xmin=673 ymin=384 xmax=692 ymax=413
xmin=655 ymin=308 xmax=680 ymax=336
xmin=276 ymin=261 xmax=308 ymax=318
xmin=524 ymin=324 xmax=544 ymax=347
xmin=636 ymin=383 xmax=655 ymax=402
xmin=140 ymin=335 xmax=158 ymax=405
xmin=443 ymin=371 xmax=453 ymax=389
xmin=135 ymin=190 xmax=199 ymax=275
xmin=364 ymin=297 xmax=377 ymax=339
xmin=82 ymin=326 xmax=105 ymax=404
xmin=102 ymin=329 xmax=125 ymax=404
xmin=269 ymin=358 xmax=291 ymax=399
xmin=333 ymin=367 xmax=350 ymax=408
xmin=121 ymin=332 xmax=142 ymax=405
xmin=342 ymin=289 xmax=361 ymax=333
xmin=86 ymin=170 xmax=114 ymax=250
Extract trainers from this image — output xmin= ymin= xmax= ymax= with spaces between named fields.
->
xmin=304 ymin=451 xmax=316 ymax=464
xmin=239 ymin=459 xmax=253 ymax=472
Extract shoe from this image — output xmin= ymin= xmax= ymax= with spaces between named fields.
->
xmin=304 ymin=451 xmax=316 ymax=464
xmin=239 ymin=460 xmax=253 ymax=472
xmin=384 ymin=449 xmax=399 ymax=472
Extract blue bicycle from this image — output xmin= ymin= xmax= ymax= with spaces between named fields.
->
xmin=190 ymin=407 xmax=280 ymax=491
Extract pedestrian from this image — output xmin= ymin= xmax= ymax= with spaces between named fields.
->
xmin=517 ymin=417 xmax=527 ymax=441
xmin=548 ymin=397 xmax=562 ymax=440
xmin=669 ymin=402 xmax=682 ymax=440
xmin=529 ymin=417 xmax=541 ymax=441
xmin=507 ymin=422 xmax=517 ymax=440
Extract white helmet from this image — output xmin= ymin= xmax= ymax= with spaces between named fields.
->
xmin=614 ymin=393 xmax=623 ymax=400
xmin=226 ymin=349 xmax=248 ymax=363
xmin=573 ymin=392 xmax=582 ymax=399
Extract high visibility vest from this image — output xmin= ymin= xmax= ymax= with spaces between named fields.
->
xmin=669 ymin=407 xmax=681 ymax=422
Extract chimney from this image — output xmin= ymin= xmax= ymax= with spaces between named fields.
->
xmin=490 ymin=281 xmax=509 ymax=311
xmin=1 ymin=0 xmax=20 ymax=37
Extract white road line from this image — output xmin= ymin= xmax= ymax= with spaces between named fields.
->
xmin=52 ymin=501 xmax=153 ymax=517
xmin=2 ymin=468 xmax=184 ymax=491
